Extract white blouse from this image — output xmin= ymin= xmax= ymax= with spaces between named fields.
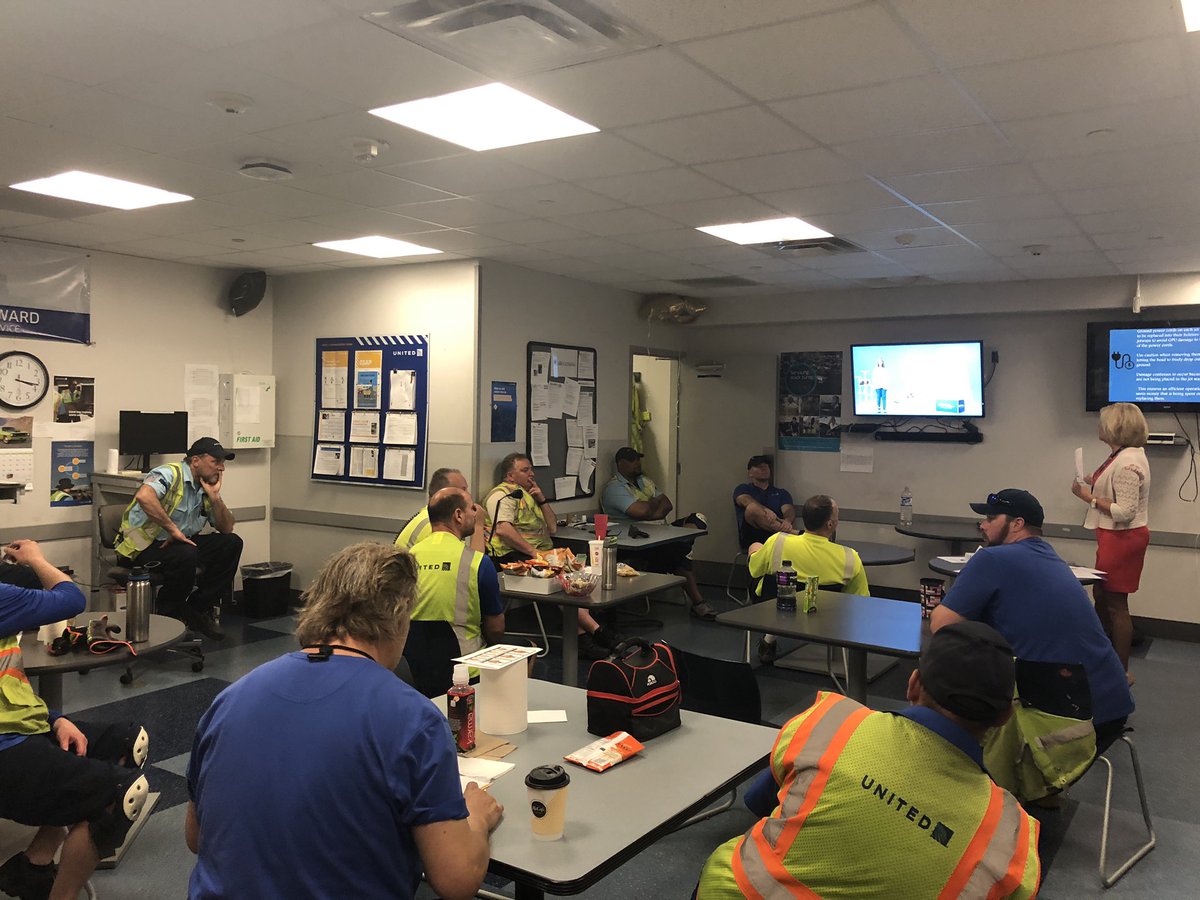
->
xmin=1084 ymin=447 xmax=1150 ymax=531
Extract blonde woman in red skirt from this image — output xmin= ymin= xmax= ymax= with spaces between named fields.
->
xmin=1072 ymin=402 xmax=1150 ymax=681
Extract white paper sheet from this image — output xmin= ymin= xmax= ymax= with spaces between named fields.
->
xmin=530 ymin=422 xmax=549 ymax=466
xmin=317 ymin=410 xmax=345 ymax=442
xmin=545 ymin=382 xmax=564 ymax=419
xmin=389 ymin=369 xmax=417 ymax=411
xmin=577 ymin=458 xmax=595 ymax=493
xmin=840 ymin=444 xmax=874 ymax=473
xmin=321 ymin=353 xmax=348 ymax=407
xmin=383 ymin=447 xmax=415 ymax=481
xmin=0 ymin=449 xmax=35 ymax=486
xmin=551 ymin=347 xmax=578 ymax=379
xmin=384 ymin=412 xmax=418 ymax=445
xmin=583 ymin=424 xmax=598 ymax=459
xmin=578 ymin=351 xmax=595 ymax=381
xmin=184 ymin=364 xmax=220 ymax=446
xmin=527 ymin=709 xmax=568 ymax=723
xmin=313 ymin=444 xmax=344 ymax=477
xmin=349 ymin=411 xmax=380 ymax=443
xmin=562 ymin=378 xmax=581 ymax=418
xmin=530 ymin=351 xmax=550 ymax=386
xmin=1074 ymin=447 xmax=1086 ymax=482
xmin=530 ymin=384 xmax=549 ymax=421
xmin=554 ymin=476 xmax=576 ymax=500
xmin=458 ymin=757 xmax=515 ymax=791
xmin=350 ymin=446 xmax=379 ymax=478
xmin=565 ymin=447 xmax=583 ymax=481
xmin=577 ymin=390 xmax=594 ymax=425
xmin=565 ymin=422 xmax=584 ymax=447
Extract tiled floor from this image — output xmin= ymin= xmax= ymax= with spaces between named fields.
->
xmin=4 ymin=587 xmax=1195 ymax=899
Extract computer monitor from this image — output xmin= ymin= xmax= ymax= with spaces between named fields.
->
xmin=118 ymin=411 xmax=188 ymax=471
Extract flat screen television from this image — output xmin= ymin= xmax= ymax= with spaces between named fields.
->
xmin=1086 ymin=320 xmax=1200 ymax=412
xmin=851 ymin=341 xmax=984 ymax=417
xmin=119 ymin=411 xmax=188 ymax=470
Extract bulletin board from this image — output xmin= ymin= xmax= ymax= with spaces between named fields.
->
xmin=526 ymin=341 xmax=597 ymax=501
xmin=311 ymin=335 xmax=429 ymax=488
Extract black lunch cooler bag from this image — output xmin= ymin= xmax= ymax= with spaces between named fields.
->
xmin=585 ymin=638 xmax=681 ymax=741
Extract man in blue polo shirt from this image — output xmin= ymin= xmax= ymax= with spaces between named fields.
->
xmin=733 ymin=455 xmax=796 ymax=550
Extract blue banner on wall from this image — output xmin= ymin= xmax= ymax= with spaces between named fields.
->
xmin=0 ymin=241 xmax=90 ymax=344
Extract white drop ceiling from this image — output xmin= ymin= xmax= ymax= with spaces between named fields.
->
xmin=2 ymin=0 xmax=1200 ymax=297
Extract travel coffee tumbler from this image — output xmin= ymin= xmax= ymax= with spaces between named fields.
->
xmin=526 ymin=764 xmax=571 ymax=840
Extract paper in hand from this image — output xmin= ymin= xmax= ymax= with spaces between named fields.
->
xmin=1074 ymin=447 xmax=1086 ymax=482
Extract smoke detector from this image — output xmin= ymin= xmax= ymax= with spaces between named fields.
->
xmin=1023 ymin=243 xmax=1050 ymax=257
xmin=206 ymin=92 xmax=254 ymax=116
xmin=350 ymin=137 xmax=390 ymax=165
xmin=695 ymin=362 xmax=725 ymax=379
xmin=238 ymin=161 xmax=294 ymax=182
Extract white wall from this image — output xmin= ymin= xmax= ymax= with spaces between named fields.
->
xmin=269 ymin=260 xmax=479 ymax=587
xmin=681 ymin=278 xmax=1200 ymax=625
xmin=1 ymin=248 xmax=274 ymax=590
xmin=632 ymin=354 xmax=678 ymax=501
xmin=475 ymin=262 xmax=688 ymax=514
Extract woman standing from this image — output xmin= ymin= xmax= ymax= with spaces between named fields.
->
xmin=1072 ymin=402 xmax=1151 ymax=677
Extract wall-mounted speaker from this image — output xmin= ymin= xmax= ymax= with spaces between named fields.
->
xmin=228 ymin=270 xmax=267 ymax=317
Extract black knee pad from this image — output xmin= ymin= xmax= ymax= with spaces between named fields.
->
xmin=88 ymin=773 xmax=149 ymax=858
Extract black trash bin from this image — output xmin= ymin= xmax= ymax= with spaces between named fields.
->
xmin=241 ymin=562 xmax=293 ymax=618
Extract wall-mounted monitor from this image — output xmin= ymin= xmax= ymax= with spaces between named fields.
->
xmin=119 ymin=410 xmax=188 ymax=470
xmin=1086 ymin=320 xmax=1200 ymax=412
xmin=851 ymin=341 xmax=984 ymax=418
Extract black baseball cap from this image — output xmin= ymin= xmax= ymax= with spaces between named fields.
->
xmin=968 ymin=488 xmax=1043 ymax=527
xmin=186 ymin=437 xmax=235 ymax=461
xmin=614 ymin=447 xmax=643 ymax=463
xmin=747 ymin=455 xmax=772 ymax=469
xmin=919 ymin=621 xmax=1015 ymax=723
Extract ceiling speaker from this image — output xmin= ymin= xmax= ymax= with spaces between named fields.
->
xmin=228 ymin=271 xmax=267 ymax=317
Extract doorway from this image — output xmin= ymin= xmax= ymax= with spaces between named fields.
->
xmin=630 ymin=353 xmax=679 ymax=504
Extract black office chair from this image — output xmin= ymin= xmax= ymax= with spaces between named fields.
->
xmin=401 ymin=620 xmax=461 ymax=698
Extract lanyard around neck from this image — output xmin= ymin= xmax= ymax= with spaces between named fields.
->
xmin=302 ymin=644 xmax=376 ymax=663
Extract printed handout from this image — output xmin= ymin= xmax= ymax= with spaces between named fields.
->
xmin=554 ymin=476 xmax=576 ymax=500
xmin=562 ymin=378 xmax=581 ymax=418
xmin=317 ymin=410 xmax=345 ymax=442
xmin=384 ymin=411 xmax=418 ymax=445
xmin=320 ymin=351 xmax=348 ymax=407
xmin=578 ymin=350 xmax=595 ymax=381
xmin=350 ymin=446 xmax=379 ymax=479
xmin=313 ymin=444 xmax=345 ymax=477
xmin=551 ymin=347 xmax=578 ymax=379
xmin=349 ymin=411 xmax=380 ymax=443
xmin=390 ymin=369 xmax=417 ymax=411
xmin=530 ymin=422 xmax=549 ymax=466
xmin=383 ymin=447 xmax=415 ymax=482
xmin=530 ymin=351 xmax=550 ymax=386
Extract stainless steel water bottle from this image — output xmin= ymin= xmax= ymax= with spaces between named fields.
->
xmin=601 ymin=539 xmax=618 ymax=591
xmin=125 ymin=567 xmax=153 ymax=643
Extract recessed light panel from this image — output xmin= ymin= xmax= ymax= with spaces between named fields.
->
xmin=697 ymin=217 xmax=834 ymax=245
xmin=9 ymin=170 xmax=192 ymax=210
xmin=313 ymin=236 xmax=443 ymax=259
xmin=369 ymin=83 xmax=598 ymax=151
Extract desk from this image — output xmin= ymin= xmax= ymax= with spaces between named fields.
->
xmin=501 ymin=573 xmax=684 ymax=687
xmin=715 ymin=592 xmax=924 ymax=704
xmin=554 ymin=523 xmax=706 ymax=554
xmin=21 ymin=612 xmax=186 ymax=710
xmin=928 ymin=556 xmax=1103 ymax=585
xmin=895 ymin=517 xmax=982 ymax=556
xmin=485 ymin=679 xmax=775 ymax=899
xmin=843 ymin=540 xmax=915 ymax=567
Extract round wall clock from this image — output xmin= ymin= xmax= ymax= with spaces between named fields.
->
xmin=0 ymin=350 xmax=51 ymax=410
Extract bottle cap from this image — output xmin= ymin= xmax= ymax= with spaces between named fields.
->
xmin=452 ymin=663 xmax=469 ymax=685
xmin=782 ymin=560 xmax=791 ymax=566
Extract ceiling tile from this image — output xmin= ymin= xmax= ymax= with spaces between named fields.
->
xmin=1056 ymin=180 xmax=1200 ymax=217
xmin=512 ymin=48 xmax=745 ymax=130
xmin=180 ymin=228 xmax=296 ymax=252
xmin=237 ymin=218 xmax=351 ymax=244
xmin=252 ymin=111 xmax=465 ymax=170
xmin=0 ymin=64 xmax=82 ymax=116
xmin=834 ymin=125 xmax=1020 ymax=177
xmin=680 ymin=5 xmax=934 ymax=101
xmin=1032 ymin=141 xmax=1200 ymax=192
xmin=301 ymin=208 xmax=446 ymax=236
xmin=882 ymin=164 xmax=1045 ymax=204
xmin=602 ymin=0 xmax=856 ymax=42
xmin=756 ymin=179 xmax=910 ymax=217
xmin=546 ymin=207 xmax=680 ymax=237
xmin=921 ymin=194 xmax=1067 ymax=225
xmin=578 ymin=168 xmax=734 ymax=206
xmin=379 ymin=156 xmax=555 ymax=196
xmin=489 ymin=133 xmax=673 ymax=181
xmin=844 ymin=227 xmax=968 ymax=252
xmin=207 ymin=185 xmax=363 ymax=219
xmin=647 ymin=195 xmax=785 ymax=228
xmin=4 ymin=218 xmax=154 ymax=246
xmin=101 ymin=236 xmax=221 ymax=259
xmin=526 ymin=236 xmax=639 ymax=258
xmin=173 ymin=133 xmax=350 ymax=178
xmin=612 ymin=229 xmax=728 ymax=252
xmin=384 ymin=198 xmax=522 ymax=228
xmin=805 ymin=205 xmax=941 ymax=236
xmin=954 ymin=217 xmax=1083 ymax=242
xmin=402 ymin=230 xmax=511 ymax=253
xmin=973 ymin=233 xmax=1097 ymax=257
xmin=695 ymin=147 xmax=859 ymax=194
xmin=289 ymin=170 xmax=453 ymax=207
xmin=617 ymin=106 xmax=813 ymax=166
xmin=471 ymin=219 xmax=592 ymax=244
xmin=999 ymin=97 xmax=1198 ymax=160
xmin=97 ymin=0 xmax=342 ymax=52
xmin=75 ymin=198 xmax=280 ymax=233
xmin=472 ymin=182 xmax=624 ymax=217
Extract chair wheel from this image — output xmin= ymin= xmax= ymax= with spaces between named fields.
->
xmin=192 ymin=662 xmax=204 ymax=672
xmin=120 ymin=672 xmax=133 ymax=685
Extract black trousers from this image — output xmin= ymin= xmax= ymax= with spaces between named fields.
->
xmin=125 ymin=532 xmax=243 ymax=613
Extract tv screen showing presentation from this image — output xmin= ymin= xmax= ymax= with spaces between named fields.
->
xmin=1085 ymin=320 xmax=1200 ymax=412
xmin=851 ymin=341 xmax=984 ymax=418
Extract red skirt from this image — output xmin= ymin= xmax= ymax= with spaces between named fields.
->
xmin=1095 ymin=526 xmax=1150 ymax=593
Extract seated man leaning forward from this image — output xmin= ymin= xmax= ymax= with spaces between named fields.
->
xmin=484 ymin=452 xmax=618 ymax=659
xmin=933 ymin=488 xmax=1134 ymax=788
xmin=733 ymin=455 xmax=797 ymax=549
xmin=185 ymin=541 xmax=503 ymax=900
xmin=0 ymin=539 xmax=150 ymax=900
xmin=395 ymin=467 xmax=486 ymax=554
xmin=696 ymin=621 xmax=1040 ymax=900
xmin=411 ymin=487 xmax=504 ymax=656
xmin=601 ymin=447 xmax=716 ymax=620
xmin=114 ymin=437 xmax=242 ymax=641
xmin=748 ymin=494 xmax=868 ymax=664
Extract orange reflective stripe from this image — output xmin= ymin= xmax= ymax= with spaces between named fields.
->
xmin=776 ymin=692 xmax=842 ymax=775
xmin=0 ymin=646 xmax=19 ymax=660
xmin=939 ymin=783 xmax=1005 ymax=899
xmin=0 ymin=667 xmax=29 ymax=684
xmin=730 ymin=837 xmax=768 ymax=900
xmin=774 ymin=705 xmax=872 ymax=855
xmin=987 ymin=814 xmax=1039 ymax=900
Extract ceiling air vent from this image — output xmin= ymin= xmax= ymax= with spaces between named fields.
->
xmin=671 ymin=275 xmax=761 ymax=289
xmin=750 ymin=236 xmax=866 ymax=260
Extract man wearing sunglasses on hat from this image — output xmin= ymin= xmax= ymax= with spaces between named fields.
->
xmin=932 ymin=489 xmax=1133 ymax=766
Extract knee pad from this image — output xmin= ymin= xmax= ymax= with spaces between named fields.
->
xmin=126 ymin=726 xmax=149 ymax=769
xmin=89 ymin=774 xmax=149 ymax=858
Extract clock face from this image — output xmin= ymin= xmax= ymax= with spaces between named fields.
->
xmin=0 ymin=351 xmax=51 ymax=410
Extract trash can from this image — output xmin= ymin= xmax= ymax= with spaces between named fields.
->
xmin=241 ymin=562 xmax=294 ymax=618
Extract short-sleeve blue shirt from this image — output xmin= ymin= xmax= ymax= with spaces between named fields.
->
xmin=941 ymin=538 xmax=1133 ymax=726
xmin=124 ymin=463 xmax=211 ymax=538
xmin=187 ymin=652 xmax=467 ymax=899
xmin=732 ymin=482 xmax=794 ymax=531
xmin=601 ymin=473 xmax=660 ymax=520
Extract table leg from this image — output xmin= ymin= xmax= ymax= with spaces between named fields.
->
xmin=845 ymin=649 xmax=868 ymax=704
xmin=514 ymin=882 xmax=544 ymax=900
xmin=36 ymin=672 xmax=64 ymax=712
xmin=562 ymin=616 xmax=579 ymax=687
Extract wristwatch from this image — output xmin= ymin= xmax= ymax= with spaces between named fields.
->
xmin=1089 ymin=497 xmax=1098 ymax=509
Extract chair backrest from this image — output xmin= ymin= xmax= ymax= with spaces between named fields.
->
xmin=402 ymin=620 xmax=461 ymax=699
xmin=673 ymin=646 xmax=762 ymax=724
xmin=97 ymin=504 xmax=126 ymax=550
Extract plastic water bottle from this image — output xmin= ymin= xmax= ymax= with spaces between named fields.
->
xmin=776 ymin=559 xmax=797 ymax=612
xmin=900 ymin=486 xmax=913 ymax=526
xmin=447 ymin=664 xmax=476 ymax=753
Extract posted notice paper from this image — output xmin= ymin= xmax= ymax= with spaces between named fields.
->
xmin=530 ymin=383 xmax=549 ymax=420
xmin=349 ymin=411 xmax=380 ymax=443
xmin=578 ymin=350 xmax=595 ymax=381
xmin=530 ymin=422 xmax=550 ymax=466
xmin=530 ymin=351 xmax=550 ymax=386
xmin=350 ymin=446 xmax=379 ymax=479
xmin=554 ymin=476 xmax=576 ymax=500
xmin=321 ymin=351 xmax=348 ymax=408
xmin=551 ymin=347 xmax=578 ymax=379
xmin=383 ymin=447 xmax=415 ymax=482
xmin=562 ymin=379 xmax=581 ymax=418
xmin=313 ymin=444 xmax=345 ymax=477
xmin=384 ymin=411 xmax=418 ymax=445
xmin=317 ymin=410 xmax=345 ymax=442
xmin=390 ymin=369 xmax=417 ymax=411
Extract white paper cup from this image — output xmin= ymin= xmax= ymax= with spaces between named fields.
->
xmin=526 ymin=765 xmax=570 ymax=841
xmin=588 ymin=540 xmax=604 ymax=569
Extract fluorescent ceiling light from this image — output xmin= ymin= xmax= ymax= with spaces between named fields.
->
xmin=9 ymin=170 xmax=192 ymax=210
xmin=697 ymin=217 xmax=834 ymax=245
xmin=1184 ymin=0 xmax=1200 ymax=31
xmin=370 ymin=83 xmax=598 ymax=151
xmin=313 ymin=236 xmax=443 ymax=259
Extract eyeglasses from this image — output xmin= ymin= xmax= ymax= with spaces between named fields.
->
xmin=986 ymin=493 xmax=1013 ymax=508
